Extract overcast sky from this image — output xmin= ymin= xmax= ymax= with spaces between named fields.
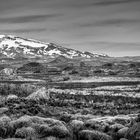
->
xmin=0 ymin=0 xmax=140 ymax=56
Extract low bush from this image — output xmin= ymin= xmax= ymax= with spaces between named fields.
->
xmin=15 ymin=127 xmax=36 ymax=139
xmin=125 ymin=122 xmax=140 ymax=140
xmin=117 ymin=127 xmax=129 ymax=138
xmin=0 ymin=115 xmax=13 ymax=138
xmin=79 ymin=130 xmax=113 ymax=140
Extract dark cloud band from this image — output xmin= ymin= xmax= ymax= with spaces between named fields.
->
xmin=94 ymin=0 xmax=140 ymax=6
xmin=95 ymin=19 xmax=140 ymax=26
xmin=0 ymin=28 xmax=46 ymax=33
xmin=76 ymin=19 xmax=140 ymax=28
xmin=0 ymin=14 xmax=61 ymax=24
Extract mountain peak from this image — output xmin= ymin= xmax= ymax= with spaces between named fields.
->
xmin=0 ymin=34 xmax=108 ymax=59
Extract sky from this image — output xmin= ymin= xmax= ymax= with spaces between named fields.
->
xmin=0 ymin=0 xmax=140 ymax=57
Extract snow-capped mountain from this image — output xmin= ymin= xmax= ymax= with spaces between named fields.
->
xmin=0 ymin=35 xmax=108 ymax=59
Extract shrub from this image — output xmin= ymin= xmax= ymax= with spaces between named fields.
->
xmin=51 ymin=125 xmax=70 ymax=138
xmin=93 ymin=69 xmax=104 ymax=74
xmin=32 ymin=124 xmax=52 ymax=138
xmin=70 ymin=120 xmax=84 ymax=140
xmin=63 ymin=76 xmax=70 ymax=81
xmin=84 ymin=119 xmax=108 ymax=131
xmin=0 ymin=107 xmax=9 ymax=114
xmin=10 ymin=115 xmax=70 ymax=139
xmin=117 ymin=127 xmax=129 ymax=138
xmin=0 ymin=115 xmax=13 ymax=138
xmin=103 ymin=63 xmax=113 ymax=68
xmin=32 ymin=122 xmax=70 ymax=139
xmin=26 ymin=87 xmax=50 ymax=101
xmin=108 ymin=71 xmax=117 ymax=75
xmin=10 ymin=115 xmax=33 ymax=131
xmin=135 ymin=113 xmax=140 ymax=122
xmin=79 ymin=130 xmax=113 ymax=140
xmin=7 ymin=94 xmax=18 ymax=101
xmin=79 ymin=71 xmax=90 ymax=77
xmin=69 ymin=70 xmax=78 ymax=75
xmin=110 ymin=123 xmax=125 ymax=132
xmin=59 ymin=113 xmax=72 ymax=123
xmin=70 ymin=120 xmax=84 ymax=133
xmin=15 ymin=127 xmax=36 ymax=139
xmin=120 ymin=138 xmax=128 ymax=140
xmin=125 ymin=122 xmax=140 ymax=140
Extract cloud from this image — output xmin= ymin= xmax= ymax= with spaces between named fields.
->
xmin=94 ymin=19 xmax=140 ymax=27
xmin=90 ymin=41 xmax=140 ymax=46
xmin=76 ymin=18 xmax=140 ymax=28
xmin=0 ymin=14 xmax=61 ymax=24
xmin=92 ymin=41 xmax=140 ymax=52
xmin=69 ymin=41 xmax=140 ymax=47
xmin=0 ymin=28 xmax=46 ymax=33
xmin=94 ymin=0 xmax=140 ymax=6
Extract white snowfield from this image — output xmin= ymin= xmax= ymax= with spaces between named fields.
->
xmin=0 ymin=34 xmax=49 ymax=48
xmin=0 ymin=35 xmax=108 ymax=59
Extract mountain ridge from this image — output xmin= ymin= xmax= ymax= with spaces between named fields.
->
xmin=0 ymin=35 xmax=109 ymax=59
